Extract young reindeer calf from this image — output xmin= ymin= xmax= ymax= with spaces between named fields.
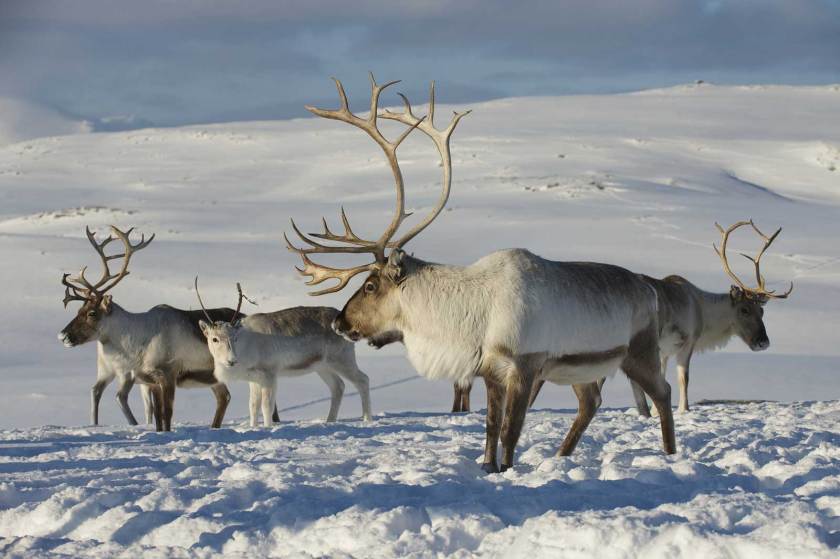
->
xmin=196 ymin=282 xmax=372 ymax=427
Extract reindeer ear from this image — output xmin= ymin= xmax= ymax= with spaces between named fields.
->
xmin=729 ymin=285 xmax=744 ymax=302
xmin=385 ymin=249 xmax=407 ymax=283
xmin=99 ymin=294 xmax=113 ymax=314
xmin=198 ymin=320 xmax=210 ymax=335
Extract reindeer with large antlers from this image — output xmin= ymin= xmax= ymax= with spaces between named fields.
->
xmin=529 ymin=219 xmax=793 ymax=415
xmin=58 ymin=226 xmax=235 ymax=431
xmin=286 ymin=75 xmax=676 ymax=473
xmin=196 ymin=280 xmax=372 ymax=427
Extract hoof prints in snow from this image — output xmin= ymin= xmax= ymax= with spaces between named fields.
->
xmin=0 ymin=401 xmax=838 ymax=558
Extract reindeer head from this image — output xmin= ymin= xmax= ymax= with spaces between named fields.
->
xmin=285 ymin=74 xmax=469 ymax=343
xmin=196 ymin=278 xmax=255 ymax=369
xmin=58 ymin=226 xmax=154 ymax=347
xmin=714 ymin=220 xmax=793 ymax=352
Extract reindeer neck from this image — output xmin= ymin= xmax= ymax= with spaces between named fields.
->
xmin=97 ymin=302 xmax=154 ymax=349
xmin=695 ymin=289 xmax=736 ymax=352
xmin=398 ymin=261 xmax=488 ymax=346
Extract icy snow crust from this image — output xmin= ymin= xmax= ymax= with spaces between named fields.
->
xmin=1 ymin=403 xmax=838 ymax=557
xmin=0 ymin=83 xmax=839 ymax=556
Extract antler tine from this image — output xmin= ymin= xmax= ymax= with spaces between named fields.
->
xmin=293 ymin=252 xmax=378 ymax=296
xmin=95 ymin=225 xmax=155 ymax=294
xmin=713 ymin=220 xmax=753 ymax=293
xmin=285 ymin=219 xmax=379 ymax=254
xmin=194 ymin=276 xmax=213 ymax=322
xmin=309 ymin=207 xmax=377 ymax=246
xmin=380 ymin=80 xmax=471 ymax=249
xmin=231 ymin=282 xmax=257 ymax=323
xmin=740 ymin=221 xmax=793 ymax=299
xmin=61 ymin=273 xmax=89 ymax=308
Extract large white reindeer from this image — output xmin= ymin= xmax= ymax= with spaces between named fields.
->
xmin=58 ymin=226 xmax=234 ymax=431
xmin=528 ymin=220 xmax=794 ymax=415
xmin=196 ymin=281 xmax=372 ymax=427
xmin=285 ymin=75 xmax=676 ymax=473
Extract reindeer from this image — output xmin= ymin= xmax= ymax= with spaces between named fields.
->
xmin=58 ymin=226 xmax=234 ymax=431
xmin=196 ymin=281 xmax=372 ymax=427
xmin=285 ymin=75 xmax=676 ymax=473
xmin=528 ymin=220 xmax=793 ymax=415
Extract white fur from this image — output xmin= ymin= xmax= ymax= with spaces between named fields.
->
xmin=203 ymin=314 xmax=372 ymax=427
xmin=393 ymin=249 xmax=654 ymax=386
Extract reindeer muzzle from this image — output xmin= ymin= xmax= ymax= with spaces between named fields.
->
xmin=58 ymin=331 xmax=75 ymax=348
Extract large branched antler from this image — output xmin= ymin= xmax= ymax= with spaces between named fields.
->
xmin=62 ymin=225 xmax=155 ymax=307
xmin=380 ymin=81 xmax=471 ymax=248
xmin=286 ymin=73 xmax=469 ymax=295
xmin=713 ymin=219 xmax=793 ymax=301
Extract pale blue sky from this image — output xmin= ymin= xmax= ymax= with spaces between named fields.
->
xmin=2 ymin=0 xmax=838 ymax=129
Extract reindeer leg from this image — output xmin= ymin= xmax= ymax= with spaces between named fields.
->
xmin=150 ymin=385 xmax=164 ymax=431
xmin=248 ymin=382 xmax=260 ymax=427
xmin=452 ymin=384 xmax=463 ymax=413
xmin=317 ymin=371 xmax=345 ymax=422
xmin=650 ymin=356 xmax=668 ymax=417
xmin=482 ymin=374 xmax=504 ymax=474
xmin=623 ymin=332 xmax=676 ymax=454
xmin=630 ymin=379 xmax=651 ymax=417
xmin=115 ymin=374 xmax=138 ymax=426
xmin=210 ymin=383 xmax=230 ymax=428
xmin=528 ymin=379 xmax=545 ymax=408
xmin=461 ymin=381 xmax=471 ymax=412
xmin=676 ymin=349 xmax=693 ymax=413
xmin=499 ymin=365 xmax=536 ymax=472
xmin=141 ymin=384 xmax=154 ymax=425
xmin=261 ymin=380 xmax=277 ymax=427
xmin=328 ymin=355 xmax=372 ymax=422
xmin=161 ymin=378 xmax=176 ymax=432
xmin=558 ymin=382 xmax=601 ymax=456
xmin=91 ymin=379 xmax=108 ymax=426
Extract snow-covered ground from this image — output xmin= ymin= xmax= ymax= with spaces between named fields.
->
xmin=0 ymin=83 xmax=839 ymax=556
xmin=1 ymin=402 xmax=838 ymax=557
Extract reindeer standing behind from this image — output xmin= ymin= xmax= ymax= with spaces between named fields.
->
xmin=58 ymin=226 xmax=233 ymax=431
xmin=630 ymin=220 xmax=792 ymax=415
xmin=286 ymin=75 xmax=676 ymax=473
xmin=196 ymin=281 xmax=372 ymax=427
xmin=528 ymin=220 xmax=794 ymax=414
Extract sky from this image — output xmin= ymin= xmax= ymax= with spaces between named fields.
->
xmin=1 ymin=0 xmax=839 ymax=129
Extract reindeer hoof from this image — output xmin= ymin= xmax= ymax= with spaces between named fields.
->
xmin=500 ymin=464 xmax=511 ymax=473
xmin=481 ymin=462 xmax=499 ymax=474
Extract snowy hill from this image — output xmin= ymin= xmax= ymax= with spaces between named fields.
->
xmin=0 ymin=98 xmax=90 ymax=147
xmin=0 ymin=84 xmax=838 ymax=556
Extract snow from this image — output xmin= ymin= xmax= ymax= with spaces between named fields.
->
xmin=1 ymin=402 xmax=838 ymax=557
xmin=0 ymin=83 xmax=839 ymax=556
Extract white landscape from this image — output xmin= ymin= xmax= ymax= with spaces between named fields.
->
xmin=0 ymin=84 xmax=839 ymax=557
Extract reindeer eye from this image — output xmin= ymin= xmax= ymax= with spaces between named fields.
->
xmin=87 ymin=310 xmax=97 ymax=317
xmin=212 ymin=337 xmax=219 ymax=343
xmin=364 ymin=281 xmax=376 ymax=293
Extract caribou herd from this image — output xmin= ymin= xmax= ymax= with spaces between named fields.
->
xmin=58 ymin=75 xmax=792 ymax=473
